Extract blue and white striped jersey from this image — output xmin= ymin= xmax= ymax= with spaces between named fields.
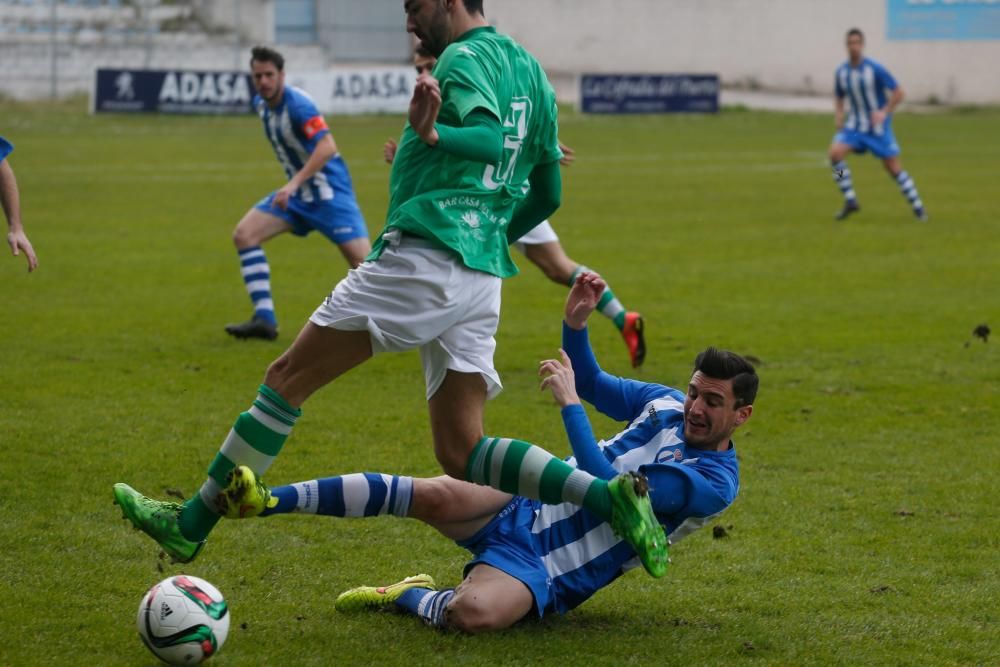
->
xmin=253 ymin=86 xmax=356 ymax=204
xmin=0 ymin=136 xmax=13 ymax=162
xmin=835 ymin=58 xmax=899 ymax=135
xmin=528 ymin=325 xmax=741 ymax=614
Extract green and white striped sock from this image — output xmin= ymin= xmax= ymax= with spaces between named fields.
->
xmin=179 ymin=385 xmax=300 ymax=541
xmin=570 ymin=265 xmax=627 ymax=331
xmin=466 ymin=437 xmax=612 ymax=521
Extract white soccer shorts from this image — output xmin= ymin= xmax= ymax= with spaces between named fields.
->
xmin=309 ymin=230 xmax=503 ymax=400
xmin=512 ymin=219 xmax=559 ymax=254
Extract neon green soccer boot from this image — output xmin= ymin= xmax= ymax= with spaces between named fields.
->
xmin=608 ymin=472 xmax=669 ymax=578
xmin=216 ymin=465 xmax=275 ymax=519
xmin=112 ymin=483 xmax=205 ymax=563
xmin=335 ymin=574 xmax=438 ymax=613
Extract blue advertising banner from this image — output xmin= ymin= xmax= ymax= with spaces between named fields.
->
xmin=92 ymin=68 xmax=254 ymax=114
xmin=580 ymin=74 xmax=719 ymax=114
xmin=887 ymin=0 xmax=1000 ymax=41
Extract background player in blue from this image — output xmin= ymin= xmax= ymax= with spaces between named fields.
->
xmin=225 ymin=46 xmax=370 ymax=341
xmin=828 ymin=28 xmax=928 ymax=222
xmin=1 ymin=136 xmax=38 ymax=272
xmin=216 ymin=272 xmax=757 ymax=632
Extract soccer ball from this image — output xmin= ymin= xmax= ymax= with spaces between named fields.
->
xmin=136 ymin=575 xmax=230 ymax=665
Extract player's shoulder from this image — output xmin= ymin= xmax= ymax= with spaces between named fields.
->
xmin=864 ymin=57 xmax=892 ymax=73
xmin=631 ymin=386 xmax=686 ymax=425
xmin=284 ymin=85 xmax=320 ymax=109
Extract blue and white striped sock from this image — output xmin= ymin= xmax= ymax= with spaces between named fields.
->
xmin=832 ymin=160 xmax=857 ymax=202
xmin=260 ymin=473 xmax=414 ymax=518
xmin=395 ymin=588 xmax=455 ymax=628
xmin=238 ymin=246 xmax=276 ymax=326
xmin=894 ymin=170 xmax=924 ymax=212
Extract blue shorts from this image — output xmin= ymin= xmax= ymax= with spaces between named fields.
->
xmin=254 ymin=191 xmax=368 ymax=245
xmin=456 ymin=497 xmax=555 ymax=618
xmin=833 ymin=128 xmax=901 ymax=159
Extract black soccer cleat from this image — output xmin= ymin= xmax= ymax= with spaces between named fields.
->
xmin=834 ymin=200 xmax=861 ymax=221
xmin=914 ymin=207 xmax=929 ymax=222
xmin=225 ymin=316 xmax=278 ymax=341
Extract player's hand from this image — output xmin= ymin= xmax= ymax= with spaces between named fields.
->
xmin=7 ymin=227 xmax=37 ymax=272
xmin=409 ymin=73 xmax=442 ymax=146
xmin=564 ymin=271 xmax=606 ymax=330
xmin=384 ymin=138 xmax=398 ymax=164
xmin=539 ymin=349 xmax=580 ymax=407
xmin=558 ymin=143 xmax=575 ymax=167
xmin=871 ymin=109 xmax=887 ymax=128
xmin=273 ymin=183 xmax=296 ymax=211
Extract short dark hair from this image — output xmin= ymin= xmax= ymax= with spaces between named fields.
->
xmin=250 ymin=45 xmax=284 ymax=71
xmin=846 ymin=28 xmax=864 ymax=41
xmin=462 ymin=0 xmax=484 ymax=15
xmin=693 ymin=347 xmax=759 ymax=408
xmin=415 ymin=42 xmax=434 ymax=59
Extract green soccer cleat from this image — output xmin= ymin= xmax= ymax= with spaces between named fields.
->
xmin=112 ymin=483 xmax=205 ymax=564
xmin=216 ymin=465 xmax=275 ymax=519
xmin=335 ymin=574 xmax=438 ymax=613
xmin=608 ymin=472 xmax=669 ymax=578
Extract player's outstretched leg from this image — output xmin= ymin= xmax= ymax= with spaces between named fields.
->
xmin=569 ymin=266 xmax=645 ymax=367
xmin=335 ymin=575 xmax=439 ymax=613
xmin=216 ymin=465 xmax=415 ymax=520
xmin=831 ymin=159 xmax=860 ymax=221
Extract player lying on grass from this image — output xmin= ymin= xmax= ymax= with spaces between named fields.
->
xmin=384 ymin=44 xmax=646 ymax=368
xmin=114 ymin=0 xmax=669 ymax=579
xmin=216 ymin=273 xmax=757 ymax=632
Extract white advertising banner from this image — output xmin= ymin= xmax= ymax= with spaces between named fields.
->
xmin=287 ymin=66 xmax=416 ymax=115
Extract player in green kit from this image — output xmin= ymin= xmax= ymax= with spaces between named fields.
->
xmin=112 ymin=0 xmax=668 ymax=579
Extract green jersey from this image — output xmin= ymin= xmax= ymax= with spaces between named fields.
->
xmin=370 ymin=27 xmax=562 ymax=278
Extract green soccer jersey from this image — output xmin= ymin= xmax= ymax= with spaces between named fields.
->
xmin=369 ymin=26 xmax=562 ymax=278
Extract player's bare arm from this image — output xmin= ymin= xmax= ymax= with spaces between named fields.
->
xmin=274 ymin=133 xmax=339 ymax=210
xmin=0 ymin=159 xmax=37 ymax=272
xmin=834 ymin=95 xmax=845 ymax=129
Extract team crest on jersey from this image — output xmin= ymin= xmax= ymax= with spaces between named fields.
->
xmin=656 ymin=447 xmax=684 ymax=464
xmin=461 ymin=210 xmax=482 ymax=229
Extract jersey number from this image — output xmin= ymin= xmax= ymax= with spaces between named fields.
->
xmin=482 ymin=98 xmax=531 ymax=191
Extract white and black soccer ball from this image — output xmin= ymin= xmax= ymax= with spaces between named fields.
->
xmin=136 ymin=575 xmax=230 ymax=665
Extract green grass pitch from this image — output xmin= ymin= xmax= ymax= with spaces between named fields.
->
xmin=1 ymin=99 xmax=998 ymax=665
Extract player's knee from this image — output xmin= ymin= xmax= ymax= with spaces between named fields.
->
xmin=263 ymin=355 xmax=291 ymax=389
xmin=446 ymin=591 xmax=510 ymax=634
xmin=411 ymin=478 xmax=457 ymax=522
xmin=232 ymin=225 xmax=254 ymax=249
xmin=436 ymin=448 xmax=471 ymax=480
